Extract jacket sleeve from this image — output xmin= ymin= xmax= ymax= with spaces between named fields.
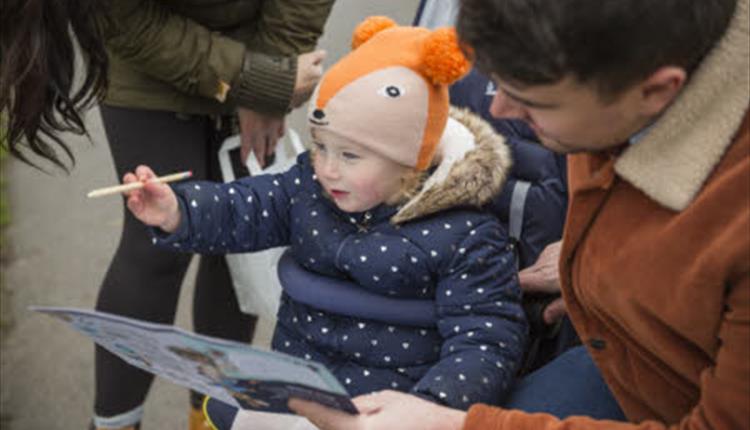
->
xmin=247 ymin=0 xmax=335 ymax=55
xmin=411 ymin=219 xmax=528 ymax=409
xmin=462 ymin=274 xmax=750 ymax=430
xmin=151 ymin=162 xmax=306 ymax=254
xmin=102 ymin=1 xmax=247 ymax=104
xmin=101 ymin=0 xmax=333 ymax=114
xmin=231 ymin=0 xmax=335 ymax=114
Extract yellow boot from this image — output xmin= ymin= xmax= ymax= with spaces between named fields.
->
xmin=189 ymin=406 xmax=213 ymax=430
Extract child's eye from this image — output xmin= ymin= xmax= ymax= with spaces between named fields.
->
xmin=313 ymin=142 xmax=326 ymax=152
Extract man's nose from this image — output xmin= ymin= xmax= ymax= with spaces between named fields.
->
xmin=489 ymin=91 xmax=526 ymax=119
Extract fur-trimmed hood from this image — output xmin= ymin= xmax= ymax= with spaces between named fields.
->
xmin=392 ymin=107 xmax=512 ymax=224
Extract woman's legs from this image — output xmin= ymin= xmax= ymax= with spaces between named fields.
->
xmin=502 ymin=345 xmax=626 ymax=421
xmin=93 ymin=106 xmax=253 ymax=428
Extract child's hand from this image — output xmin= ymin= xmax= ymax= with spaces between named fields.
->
xmin=124 ymin=165 xmax=181 ymax=233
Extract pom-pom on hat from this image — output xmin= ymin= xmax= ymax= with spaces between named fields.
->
xmin=308 ymin=16 xmax=471 ymax=171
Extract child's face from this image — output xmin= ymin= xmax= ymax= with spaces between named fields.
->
xmin=312 ymin=134 xmax=410 ymax=213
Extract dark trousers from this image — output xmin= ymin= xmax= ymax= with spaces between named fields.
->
xmin=94 ymin=105 xmax=255 ymax=419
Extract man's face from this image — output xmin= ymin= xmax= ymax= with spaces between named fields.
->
xmin=489 ymin=76 xmax=654 ymax=153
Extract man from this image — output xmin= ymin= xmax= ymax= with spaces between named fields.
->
xmin=288 ymin=0 xmax=750 ymax=428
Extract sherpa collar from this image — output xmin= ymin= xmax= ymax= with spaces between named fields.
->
xmin=615 ymin=0 xmax=750 ymax=211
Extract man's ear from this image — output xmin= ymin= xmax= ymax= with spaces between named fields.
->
xmin=638 ymin=66 xmax=687 ymax=116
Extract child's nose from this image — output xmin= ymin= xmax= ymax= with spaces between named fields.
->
xmin=321 ymin=156 xmax=340 ymax=179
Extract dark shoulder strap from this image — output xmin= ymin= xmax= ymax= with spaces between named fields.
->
xmin=509 ymin=180 xmax=531 ymax=269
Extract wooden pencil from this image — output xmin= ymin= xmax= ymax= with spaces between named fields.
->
xmin=87 ymin=171 xmax=193 ymax=198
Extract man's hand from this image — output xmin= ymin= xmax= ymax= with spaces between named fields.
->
xmin=290 ymin=50 xmax=326 ymax=109
xmin=237 ymin=108 xmax=285 ymax=167
xmin=518 ymin=240 xmax=566 ymax=324
xmin=288 ymin=390 xmax=466 ymax=430
xmin=123 ymin=165 xmax=181 ymax=233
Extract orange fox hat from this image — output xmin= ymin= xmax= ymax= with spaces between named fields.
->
xmin=308 ymin=16 xmax=471 ymax=170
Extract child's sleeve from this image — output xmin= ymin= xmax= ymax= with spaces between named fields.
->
xmin=410 ymin=218 xmax=528 ymax=409
xmin=151 ymin=158 xmax=307 ymax=254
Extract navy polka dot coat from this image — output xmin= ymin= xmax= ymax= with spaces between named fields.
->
xmin=154 ymin=109 xmax=528 ymax=409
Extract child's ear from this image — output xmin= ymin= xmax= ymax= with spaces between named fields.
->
xmin=351 ymin=16 xmax=397 ymax=49
xmin=421 ymin=27 xmax=472 ymax=85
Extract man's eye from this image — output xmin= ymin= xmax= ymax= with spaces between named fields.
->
xmin=342 ymin=152 xmax=359 ymax=160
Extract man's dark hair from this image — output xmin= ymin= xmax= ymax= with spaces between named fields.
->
xmin=1 ymin=0 xmax=109 ymax=172
xmin=457 ymin=0 xmax=737 ymax=98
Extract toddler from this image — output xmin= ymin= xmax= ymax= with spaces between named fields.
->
xmin=125 ymin=16 xmax=527 ymax=426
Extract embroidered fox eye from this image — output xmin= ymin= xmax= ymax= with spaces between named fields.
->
xmin=378 ymin=85 xmax=405 ymax=98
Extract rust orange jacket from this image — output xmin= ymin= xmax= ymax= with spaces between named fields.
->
xmin=463 ymin=0 xmax=750 ymax=428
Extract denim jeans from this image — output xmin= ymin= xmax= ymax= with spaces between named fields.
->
xmin=503 ymin=345 xmax=626 ymax=420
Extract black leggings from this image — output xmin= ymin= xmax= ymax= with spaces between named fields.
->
xmin=94 ymin=105 xmax=255 ymax=418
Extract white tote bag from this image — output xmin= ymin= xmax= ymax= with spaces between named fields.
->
xmin=218 ymin=129 xmax=306 ymax=319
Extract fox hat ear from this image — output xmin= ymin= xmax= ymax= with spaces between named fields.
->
xmin=421 ymin=27 xmax=471 ymax=85
xmin=351 ymin=16 xmax=398 ymax=49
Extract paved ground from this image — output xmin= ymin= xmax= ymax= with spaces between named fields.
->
xmin=0 ymin=2 xmax=419 ymax=428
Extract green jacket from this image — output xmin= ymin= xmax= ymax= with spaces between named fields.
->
xmin=100 ymin=0 xmax=335 ymax=116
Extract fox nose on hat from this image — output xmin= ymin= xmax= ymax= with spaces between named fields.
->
xmin=312 ymin=109 xmax=326 ymax=120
